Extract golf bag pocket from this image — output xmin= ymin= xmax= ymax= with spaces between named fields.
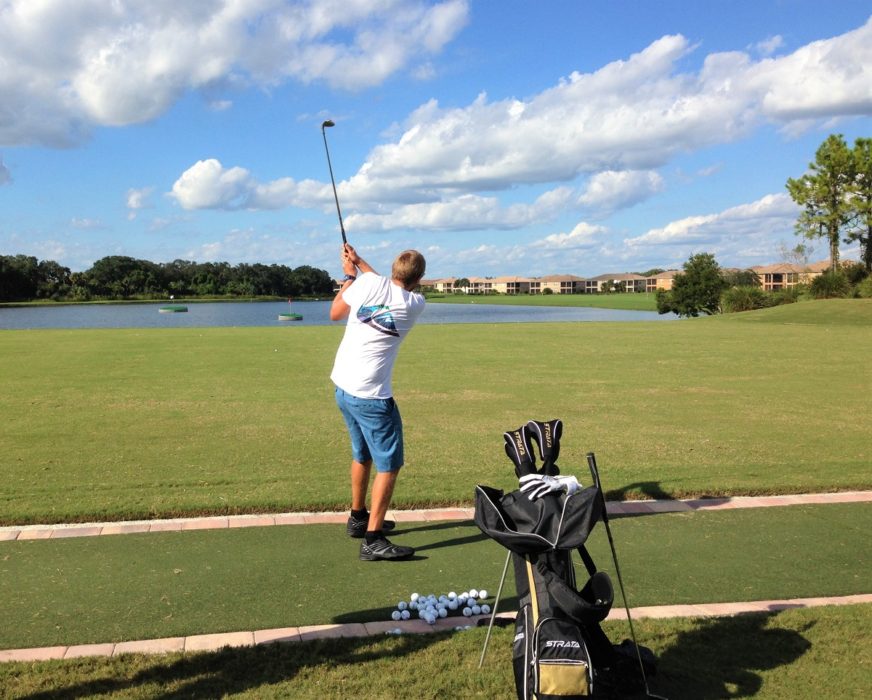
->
xmin=533 ymin=617 xmax=593 ymax=698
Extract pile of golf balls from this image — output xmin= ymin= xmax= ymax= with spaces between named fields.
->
xmin=389 ymin=588 xmax=492 ymax=625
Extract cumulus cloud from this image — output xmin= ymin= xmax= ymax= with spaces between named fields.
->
xmin=335 ymin=18 xmax=871 ymax=203
xmin=578 ymin=170 xmax=665 ymax=215
xmin=170 ymin=158 xmax=330 ymax=211
xmin=344 ymin=186 xmax=573 ymax=232
xmin=0 ymin=0 xmax=469 ymax=146
xmin=532 ymin=222 xmax=605 ymax=250
xmin=625 ymin=192 xmax=799 ymax=252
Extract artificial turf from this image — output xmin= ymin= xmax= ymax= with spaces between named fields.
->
xmin=1 ymin=503 xmax=869 ymax=650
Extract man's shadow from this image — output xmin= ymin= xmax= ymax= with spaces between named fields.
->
xmin=642 ymin=610 xmax=812 ymax=699
xmin=607 ymin=480 xmax=673 ymax=502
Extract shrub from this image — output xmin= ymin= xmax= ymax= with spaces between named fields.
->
xmin=769 ymin=285 xmax=803 ymax=306
xmin=810 ymin=271 xmax=852 ymax=299
xmin=857 ymin=277 xmax=872 ymax=298
xmin=721 ymin=286 xmax=771 ymax=313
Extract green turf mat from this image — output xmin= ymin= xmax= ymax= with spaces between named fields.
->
xmin=1 ymin=503 xmax=869 ymax=649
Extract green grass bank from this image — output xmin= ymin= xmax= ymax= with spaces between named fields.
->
xmin=1 ymin=299 xmax=870 ymax=524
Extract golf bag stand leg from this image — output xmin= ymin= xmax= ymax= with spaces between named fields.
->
xmin=586 ymin=452 xmax=667 ymax=700
xmin=478 ymin=549 xmax=512 ymax=668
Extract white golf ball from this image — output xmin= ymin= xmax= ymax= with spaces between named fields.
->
xmin=472 ymin=605 xmax=482 ymax=615
xmin=401 ymin=610 xmax=411 ymax=620
xmin=448 ymin=591 xmax=457 ymax=599
xmin=481 ymin=604 xmax=491 ymax=614
xmin=448 ymin=600 xmax=458 ymax=611
xmin=425 ymin=614 xmax=436 ymax=625
xmin=438 ymin=608 xmax=448 ymax=618
xmin=469 ymin=588 xmax=479 ymax=598
xmin=410 ymin=593 xmax=419 ymax=601
xmin=398 ymin=601 xmax=408 ymax=611
xmin=391 ymin=610 xmax=402 ymax=621
xmin=479 ymin=590 xmax=488 ymax=600
xmin=418 ymin=610 xmax=426 ymax=619
xmin=462 ymin=607 xmax=472 ymax=617
xmin=409 ymin=600 xmax=418 ymax=611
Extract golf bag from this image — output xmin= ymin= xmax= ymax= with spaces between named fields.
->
xmin=475 ymin=420 xmax=656 ymax=699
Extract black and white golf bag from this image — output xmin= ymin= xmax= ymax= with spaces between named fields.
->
xmin=475 ymin=420 xmax=656 ymax=699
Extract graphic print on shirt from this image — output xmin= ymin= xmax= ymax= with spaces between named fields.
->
xmin=358 ymin=304 xmax=399 ymax=337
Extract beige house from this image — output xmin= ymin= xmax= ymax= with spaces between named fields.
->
xmin=750 ymin=260 xmax=830 ymax=291
xmin=589 ymin=273 xmax=647 ymax=293
xmin=489 ymin=276 xmax=532 ymax=294
xmin=645 ymin=270 xmax=679 ymax=292
xmin=531 ymin=274 xmax=587 ymax=294
xmin=425 ymin=277 xmax=458 ymax=293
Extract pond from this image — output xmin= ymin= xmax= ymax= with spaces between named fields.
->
xmin=0 ymin=300 xmax=677 ymax=330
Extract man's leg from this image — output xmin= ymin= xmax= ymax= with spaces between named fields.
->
xmin=350 ymin=458 xmax=372 ymax=512
xmin=367 ymin=469 xmax=398 ymax=533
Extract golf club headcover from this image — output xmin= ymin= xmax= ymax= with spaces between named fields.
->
xmin=527 ymin=419 xmax=563 ymax=475
xmin=503 ymin=425 xmax=537 ymax=478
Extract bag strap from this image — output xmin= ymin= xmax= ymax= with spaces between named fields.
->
xmin=534 ymin=561 xmax=610 ymax=624
xmin=577 ymin=545 xmax=597 ymax=579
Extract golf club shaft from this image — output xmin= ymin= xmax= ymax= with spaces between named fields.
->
xmin=478 ymin=550 xmax=512 ymax=668
xmin=586 ymin=453 xmax=665 ymax=700
xmin=321 ymin=121 xmax=347 ymax=245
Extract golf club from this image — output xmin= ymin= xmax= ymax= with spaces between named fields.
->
xmin=587 ymin=452 xmax=667 ymax=700
xmin=320 ymin=119 xmax=347 ymax=245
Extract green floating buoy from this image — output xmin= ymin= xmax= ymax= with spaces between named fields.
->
xmin=279 ymin=299 xmax=302 ymax=321
xmin=159 ymin=305 xmax=188 ymax=313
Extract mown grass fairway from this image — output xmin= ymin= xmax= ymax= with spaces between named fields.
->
xmin=1 ymin=503 xmax=869 ymax=649
xmin=0 ymin=605 xmax=868 ymax=699
xmin=1 ymin=299 xmax=870 ymax=524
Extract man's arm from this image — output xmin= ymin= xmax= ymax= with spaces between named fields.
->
xmin=329 ymin=245 xmax=358 ymax=321
xmin=345 ymin=244 xmax=377 ymax=276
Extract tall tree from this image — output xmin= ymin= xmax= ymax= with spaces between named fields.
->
xmin=846 ymin=137 xmax=872 ymax=272
xmin=786 ymin=134 xmax=854 ymax=271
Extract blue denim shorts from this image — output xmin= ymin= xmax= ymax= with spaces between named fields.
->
xmin=335 ymin=387 xmax=404 ymax=472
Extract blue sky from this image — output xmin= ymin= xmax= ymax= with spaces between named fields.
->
xmin=1 ymin=1 xmax=870 ymax=279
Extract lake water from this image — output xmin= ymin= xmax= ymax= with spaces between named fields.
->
xmin=0 ymin=300 xmax=676 ymax=330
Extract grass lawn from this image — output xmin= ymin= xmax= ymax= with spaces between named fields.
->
xmin=1 ymin=503 xmax=869 ymax=649
xmin=1 ymin=605 xmax=869 ymax=699
xmin=1 ymin=299 xmax=870 ymax=524
xmin=425 ymin=291 xmax=659 ymax=311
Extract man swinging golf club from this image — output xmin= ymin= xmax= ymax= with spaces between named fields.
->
xmin=330 ymin=243 xmax=426 ymax=561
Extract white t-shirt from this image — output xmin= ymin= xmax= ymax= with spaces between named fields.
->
xmin=330 ymin=272 xmax=425 ymax=399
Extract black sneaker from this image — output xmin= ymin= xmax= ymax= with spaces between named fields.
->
xmin=359 ymin=537 xmax=415 ymax=561
xmin=346 ymin=514 xmax=396 ymax=538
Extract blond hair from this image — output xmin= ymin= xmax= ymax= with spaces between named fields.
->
xmin=392 ymin=250 xmax=426 ymax=288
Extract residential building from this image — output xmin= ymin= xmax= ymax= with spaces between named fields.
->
xmin=751 ymin=260 xmax=830 ymax=291
xmin=589 ymin=272 xmax=647 ymax=293
xmin=645 ymin=270 xmax=679 ymax=292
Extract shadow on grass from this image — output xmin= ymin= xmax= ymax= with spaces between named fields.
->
xmin=607 ymin=481 xmax=674 ymax=502
xmin=18 ymin=634 xmax=452 ymax=700
xmin=649 ymin=611 xmax=813 ymax=699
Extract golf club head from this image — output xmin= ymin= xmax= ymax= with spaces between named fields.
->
xmin=322 ymin=119 xmax=335 ymax=129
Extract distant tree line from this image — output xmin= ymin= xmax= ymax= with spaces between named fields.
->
xmin=0 ymin=255 xmax=335 ymax=302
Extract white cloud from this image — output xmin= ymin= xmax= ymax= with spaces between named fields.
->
xmin=532 ymin=222 xmax=605 ymax=250
xmin=752 ymin=35 xmax=784 ymax=57
xmin=0 ymin=0 xmax=469 ymax=146
xmin=126 ymin=186 xmax=154 ymax=220
xmin=344 ymin=186 xmax=573 ymax=232
xmin=578 ymin=170 xmax=665 ymax=215
xmin=169 ymin=158 xmax=330 ymax=211
xmin=70 ymin=217 xmax=104 ymax=230
xmin=336 ymin=19 xmax=871 ymax=203
xmin=624 ymin=192 xmax=799 ymax=252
